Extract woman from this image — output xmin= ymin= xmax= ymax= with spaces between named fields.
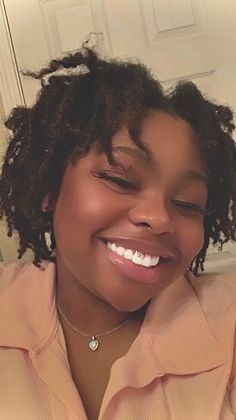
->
xmin=0 ymin=46 xmax=236 ymax=419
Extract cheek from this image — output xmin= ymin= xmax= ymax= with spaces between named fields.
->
xmin=72 ymin=192 xmax=120 ymax=233
xmin=53 ymin=182 xmax=121 ymax=248
xmin=178 ymin=218 xmax=205 ymax=262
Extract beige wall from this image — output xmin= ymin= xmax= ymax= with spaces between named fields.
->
xmin=0 ymin=94 xmax=7 ymax=163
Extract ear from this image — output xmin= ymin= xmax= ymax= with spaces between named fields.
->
xmin=41 ymin=194 xmax=54 ymax=212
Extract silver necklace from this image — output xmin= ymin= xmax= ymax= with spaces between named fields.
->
xmin=57 ymin=304 xmax=129 ymax=351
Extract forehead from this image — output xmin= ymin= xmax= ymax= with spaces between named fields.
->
xmin=110 ymin=112 xmax=207 ymax=182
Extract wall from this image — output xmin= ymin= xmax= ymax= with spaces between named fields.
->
xmin=0 ymin=0 xmax=235 ymax=269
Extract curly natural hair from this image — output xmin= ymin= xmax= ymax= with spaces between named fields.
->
xmin=0 ymin=46 xmax=235 ymax=274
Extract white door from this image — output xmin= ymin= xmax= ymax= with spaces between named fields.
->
xmin=1 ymin=0 xmax=236 ymax=269
xmin=2 ymin=0 xmax=236 ymax=111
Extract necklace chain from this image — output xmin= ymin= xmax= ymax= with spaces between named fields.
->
xmin=57 ymin=304 xmax=129 ymax=338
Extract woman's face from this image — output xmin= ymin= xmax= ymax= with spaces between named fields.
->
xmin=53 ymin=112 xmax=208 ymax=311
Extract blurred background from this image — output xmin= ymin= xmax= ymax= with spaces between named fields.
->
xmin=0 ymin=0 xmax=236 ymax=272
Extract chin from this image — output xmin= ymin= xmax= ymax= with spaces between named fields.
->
xmin=109 ymin=297 xmax=151 ymax=314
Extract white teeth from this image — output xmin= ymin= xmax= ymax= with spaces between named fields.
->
xmin=116 ymin=246 xmax=125 ymax=256
xmin=142 ymin=255 xmax=152 ymax=267
xmin=132 ymin=251 xmax=143 ymax=265
xmin=124 ymin=249 xmax=133 ymax=260
xmin=107 ymin=241 xmax=160 ymax=268
xmin=151 ymin=256 xmax=160 ymax=265
xmin=110 ymin=243 xmax=117 ymax=252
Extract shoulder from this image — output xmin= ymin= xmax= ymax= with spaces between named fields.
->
xmin=188 ymin=271 xmax=236 ymax=323
xmin=0 ymin=261 xmax=33 ymax=292
xmin=189 ymin=270 xmax=236 ymax=297
xmin=0 ymin=260 xmax=56 ymax=348
xmin=0 ymin=260 xmax=54 ymax=298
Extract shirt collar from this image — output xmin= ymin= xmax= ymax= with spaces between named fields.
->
xmin=0 ymin=262 xmax=226 ymax=374
xmin=106 ymin=270 xmax=226 ymax=398
xmin=144 ymin=270 xmax=226 ymax=374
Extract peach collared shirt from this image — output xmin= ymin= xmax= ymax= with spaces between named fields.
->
xmin=0 ymin=261 xmax=236 ymax=419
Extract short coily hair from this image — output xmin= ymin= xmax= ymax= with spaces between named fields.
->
xmin=0 ymin=47 xmax=235 ymax=274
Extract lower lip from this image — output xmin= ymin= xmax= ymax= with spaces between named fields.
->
xmin=103 ymin=242 xmax=169 ymax=284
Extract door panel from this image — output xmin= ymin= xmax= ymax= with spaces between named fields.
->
xmin=3 ymin=0 xmax=236 ymax=111
xmin=1 ymin=0 xmax=236 ymax=267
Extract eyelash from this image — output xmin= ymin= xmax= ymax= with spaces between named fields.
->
xmin=94 ymin=172 xmax=210 ymax=216
xmin=94 ymin=171 xmax=139 ymax=190
xmin=171 ymin=200 xmax=209 ymax=216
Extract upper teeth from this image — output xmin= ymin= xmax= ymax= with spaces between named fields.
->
xmin=107 ymin=242 xmax=160 ymax=267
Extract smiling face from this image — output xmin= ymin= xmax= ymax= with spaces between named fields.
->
xmin=53 ymin=112 xmax=208 ymax=312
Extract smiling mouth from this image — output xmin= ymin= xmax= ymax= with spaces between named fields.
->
xmin=101 ymin=239 xmax=169 ymax=269
xmin=99 ymin=239 xmax=171 ymax=284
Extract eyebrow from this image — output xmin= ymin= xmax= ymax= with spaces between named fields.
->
xmin=112 ymin=146 xmax=153 ymax=165
xmin=179 ymin=171 xmax=209 ymax=187
xmin=112 ymin=146 xmax=209 ymax=187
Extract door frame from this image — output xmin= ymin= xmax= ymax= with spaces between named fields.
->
xmin=0 ymin=0 xmax=25 ymax=116
xmin=0 ymin=0 xmax=235 ymax=268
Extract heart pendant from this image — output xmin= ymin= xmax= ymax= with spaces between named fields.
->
xmin=89 ymin=337 xmax=99 ymax=351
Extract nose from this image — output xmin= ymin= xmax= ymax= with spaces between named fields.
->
xmin=128 ymin=196 xmax=176 ymax=236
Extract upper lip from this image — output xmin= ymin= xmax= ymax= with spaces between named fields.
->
xmin=101 ymin=237 xmax=176 ymax=260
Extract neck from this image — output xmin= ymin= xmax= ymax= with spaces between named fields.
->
xmin=55 ymin=260 xmax=147 ymax=336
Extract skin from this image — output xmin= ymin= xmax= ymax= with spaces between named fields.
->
xmin=53 ymin=111 xmax=208 ymax=333
xmin=49 ymin=111 xmax=209 ymax=418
